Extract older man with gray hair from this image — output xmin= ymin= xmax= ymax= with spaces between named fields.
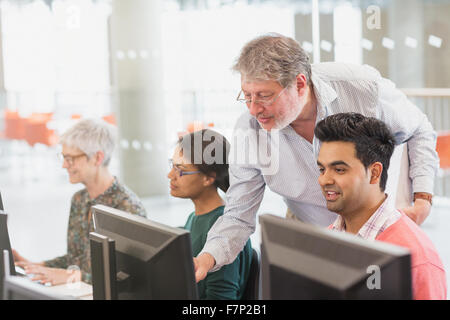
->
xmin=13 ymin=118 xmax=146 ymax=285
xmin=194 ymin=33 xmax=439 ymax=282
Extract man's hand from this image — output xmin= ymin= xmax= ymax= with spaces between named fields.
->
xmin=401 ymin=198 xmax=431 ymax=225
xmin=193 ymin=253 xmax=216 ymax=283
xmin=24 ymin=265 xmax=81 ymax=286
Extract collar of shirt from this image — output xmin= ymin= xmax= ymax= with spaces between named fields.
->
xmin=310 ymin=72 xmax=337 ymax=121
xmin=330 ymin=195 xmax=402 ymax=241
xmin=83 ymin=176 xmax=120 ymax=206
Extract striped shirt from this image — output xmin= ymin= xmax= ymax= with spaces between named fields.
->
xmin=330 ymin=195 xmax=402 ymax=240
xmin=201 ymin=62 xmax=439 ymax=271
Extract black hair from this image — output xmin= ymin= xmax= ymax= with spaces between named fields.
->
xmin=314 ymin=112 xmax=396 ymax=191
xmin=177 ymin=129 xmax=230 ymax=193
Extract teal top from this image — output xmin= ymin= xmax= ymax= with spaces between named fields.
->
xmin=184 ymin=206 xmax=252 ymax=300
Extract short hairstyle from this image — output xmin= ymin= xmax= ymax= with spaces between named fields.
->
xmin=232 ymin=33 xmax=312 ymax=87
xmin=314 ymin=113 xmax=396 ymax=191
xmin=59 ymin=118 xmax=117 ymax=166
xmin=177 ymin=129 xmax=230 ymax=193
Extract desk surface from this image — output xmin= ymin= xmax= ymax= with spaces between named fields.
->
xmin=46 ymin=281 xmax=93 ymax=300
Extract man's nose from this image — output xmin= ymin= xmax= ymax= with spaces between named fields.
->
xmin=248 ymin=100 xmax=265 ymax=117
xmin=318 ymin=170 xmax=334 ymax=187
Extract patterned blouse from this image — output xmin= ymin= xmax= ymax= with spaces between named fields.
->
xmin=44 ymin=177 xmax=147 ymax=283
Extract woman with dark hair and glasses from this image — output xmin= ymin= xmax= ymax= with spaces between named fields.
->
xmin=168 ymin=129 xmax=252 ymax=300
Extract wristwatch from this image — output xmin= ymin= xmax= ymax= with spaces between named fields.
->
xmin=413 ymin=192 xmax=433 ymax=205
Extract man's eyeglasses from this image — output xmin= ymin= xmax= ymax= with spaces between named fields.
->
xmin=169 ymin=159 xmax=201 ymax=177
xmin=57 ymin=152 xmax=86 ymax=166
xmin=236 ymin=87 xmax=288 ymax=107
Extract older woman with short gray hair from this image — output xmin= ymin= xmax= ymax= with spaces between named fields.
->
xmin=13 ymin=118 xmax=147 ymax=285
xmin=60 ymin=118 xmax=117 ymax=167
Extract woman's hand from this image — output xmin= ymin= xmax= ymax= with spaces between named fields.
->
xmin=24 ymin=265 xmax=81 ymax=286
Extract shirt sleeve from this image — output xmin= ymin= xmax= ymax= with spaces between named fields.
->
xmin=202 ymin=256 xmax=242 ymax=300
xmin=117 ymin=196 xmax=147 ymax=217
xmin=200 ymin=116 xmax=266 ymax=271
xmin=200 ymin=163 xmax=265 ymax=272
xmin=376 ymin=77 xmax=439 ymax=194
xmin=44 ymin=255 xmax=69 ymax=269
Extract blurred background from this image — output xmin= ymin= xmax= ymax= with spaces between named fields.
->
xmin=0 ymin=0 xmax=448 ymax=298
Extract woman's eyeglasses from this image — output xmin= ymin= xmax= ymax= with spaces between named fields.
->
xmin=169 ymin=159 xmax=201 ymax=177
xmin=57 ymin=152 xmax=86 ymax=166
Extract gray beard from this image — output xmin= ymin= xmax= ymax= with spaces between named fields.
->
xmin=273 ymin=104 xmax=303 ymax=130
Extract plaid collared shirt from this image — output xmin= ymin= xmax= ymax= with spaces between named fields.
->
xmin=330 ymin=196 xmax=402 ymax=241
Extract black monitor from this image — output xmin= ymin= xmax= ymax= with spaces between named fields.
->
xmin=90 ymin=204 xmax=198 ymax=300
xmin=0 ymin=191 xmax=4 ymax=211
xmin=259 ymin=214 xmax=412 ymax=299
xmin=1 ymin=211 xmax=17 ymax=300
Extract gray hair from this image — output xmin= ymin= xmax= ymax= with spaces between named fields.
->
xmin=59 ymin=118 xmax=117 ymax=166
xmin=232 ymin=33 xmax=311 ymax=87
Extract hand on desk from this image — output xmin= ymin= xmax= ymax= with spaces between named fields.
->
xmin=24 ymin=265 xmax=81 ymax=286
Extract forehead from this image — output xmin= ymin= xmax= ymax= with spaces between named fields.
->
xmin=241 ymin=79 xmax=282 ymax=92
xmin=62 ymin=144 xmax=83 ymax=155
xmin=318 ymin=141 xmax=358 ymax=164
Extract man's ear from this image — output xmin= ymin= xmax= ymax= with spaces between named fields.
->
xmin=369 ymin=162 xmax=383 ymax=185
xmin=295 ymin=73 xmax=308 ymax=93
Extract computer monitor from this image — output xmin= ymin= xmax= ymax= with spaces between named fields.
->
xmin=1 ymin=211 xmax=17 ymax=300
xmin=259 ymin=214 xmax=412 ymax=299
xmin=0 ymin=191 xmax=4 ymax=211
xmin=90 ymin=232 xmax=117 ymax=300
xmin=90 ymin=204 xmax=199 ymax=300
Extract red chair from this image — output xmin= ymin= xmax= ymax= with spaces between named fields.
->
xmin=71 ymin=113 xmax=116 ymax=125
xmin=186 ymin=121 xmax=214 ymax=133
xmin=24 ymin=113 xmax=58 ymax=147
xmin=4 ymin=110 xmax=26 ymax=140
xmin=436 ymin=131 xmax=450 ymax=169
xmin=186 ymin=121 xmax=204 ymax=133
xmin=102 ymin=113 xmax=116 ymax=125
